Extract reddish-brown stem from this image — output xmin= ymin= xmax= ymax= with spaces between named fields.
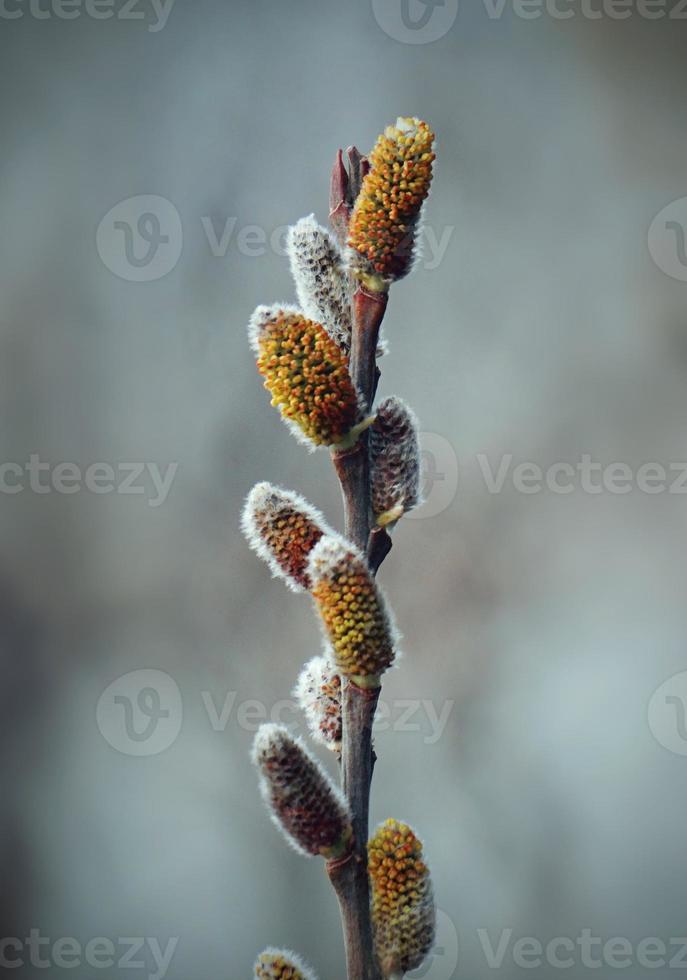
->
xmin=351 ymin=287 xmax=388 ymax=408
xmin=327 ymin=682 xmax=380 ymax=980
xmin=332 ymin=443 xmax=370 ymax=555
xmin=326 ymin=146 xmax=393 ymax=980
xmin=328 ymin=283 xmax=389 ymax=979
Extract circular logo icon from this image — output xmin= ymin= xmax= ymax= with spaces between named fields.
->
xmin=96 ymin=669 xmax=183 ymax=756
xmin=408 ymin=908 xmax=459 ymax=979
xmin=648 ymin=670 xmax=687 ymax=756
xmin=96 ymin=195 xmax=182 ymax=282
xmin=648 ymin=197 xmax=687 ymax=282
xmin=406 ymin=432 xmax=460 ymax=520
xmin=371 ymin=0 xmax=459 ymax=44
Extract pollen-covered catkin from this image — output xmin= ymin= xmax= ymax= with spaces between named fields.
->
xmin=286 ymin=215 xmax=352 ymax=354
xmin=252 ymin=724 xmax=352 ymax=858
xmin=368 ymin=819 xmax=436 ymax=977
xmin=294 ymin=655 xmax=342 ymax=750
xmin=370 ymin=396 xmax=422 ymax=526
xmin=348 ymin=117 xmax=435 ymax=286
xmin=248 ymin=305 xmax=369 ymax=449
xmin=254 ymin=948 xmax=317 ymax=980
xmin=307 ymin=536 xmax=397 ymax=686
xmin=241 ymin=483 xmax=332 ymax=592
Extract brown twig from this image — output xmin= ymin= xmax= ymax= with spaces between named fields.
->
xmin=331 ymin=443 xmax=370 ymax=558
xmin=327 ymin=682 xmax=381 ymax=980
xmin=327 ymin=150 xmax=391 ymax=977
xmin=329 ymin=343 xmax=385 ymax=976
xmin=326 ymin=141 xmax=396 ymax=978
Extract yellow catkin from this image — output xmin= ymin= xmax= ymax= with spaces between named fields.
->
xmin=368 ymin=819 xmax=436 ymax=977
xmin=307 ymin=537 xmax=396 ymax=686
xmin=248 ymin=306 xmax=367 ymax=449
xmin=348 ymin=117 xmax=435 ymax=284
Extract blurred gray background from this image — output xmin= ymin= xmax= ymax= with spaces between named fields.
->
xmin=2 ymin=1 xmax=687 ymax=977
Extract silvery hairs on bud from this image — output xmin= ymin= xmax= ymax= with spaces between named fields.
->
xmin=294 ymin=654 xmax=342 ymax=751
xmin=241 ymin=482 xmax=334 ymax=592
xmin=286 ymin=215 xmax=352 ymax=354
xmin=369 ymin=396 xmax=422 ymax=527
xmin=254 ymin=947 xmax=318 ymax=980
xmin=252 ymin=723 xmax=352 ymax=858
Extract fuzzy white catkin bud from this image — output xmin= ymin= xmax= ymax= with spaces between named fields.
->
xmin=369 ymin=396 xmax=422 ymax=527
xmin=252 ymin=723 xmax=352 ymax=859
xmin=254 ymin=948 xmax=318 ymax=980
xmin=241 ymin=482 xmax=333 ymax=592
xmin=294 ymin=655 xmax=342 ymax=751
xmin=286 ymin=215 xmax=352 ymax=354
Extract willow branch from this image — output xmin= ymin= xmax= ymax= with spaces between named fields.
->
xmin=326 ymin=140 xmax=392 ymax=979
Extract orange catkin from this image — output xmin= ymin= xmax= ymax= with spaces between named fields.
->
xmin=248 ymin=305 xmax=367 ymax=449
xmin=241 ymin=482 xmax=332 ymax=592
xmin=348 ymin=117 xmax=435 ymax=285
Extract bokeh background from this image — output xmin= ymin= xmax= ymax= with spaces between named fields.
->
xmin=2 ymin=2 xmax=687 ymax=977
